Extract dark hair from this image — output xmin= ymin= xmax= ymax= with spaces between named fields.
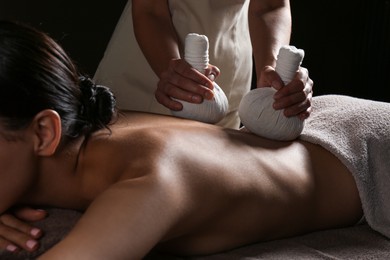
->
xmin=0 ymin=21 xmax=116 ymax=142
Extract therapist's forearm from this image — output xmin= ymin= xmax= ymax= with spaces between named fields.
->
xmin=249 ymin=0 xmax=291 ymax=81
xmin=132 ymin=1 xmax=181 ymax=78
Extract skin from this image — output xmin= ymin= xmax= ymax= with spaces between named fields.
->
xmin=0 ymin=110 xmax=362 ymax=259
xmin=132 ymin=0 xmax=312 ymax=119
xmin=0 ymin=208 xmax=46 ymax=252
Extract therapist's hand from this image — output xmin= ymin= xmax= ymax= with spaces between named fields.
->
xmin=258 ymin=65 xmax=313 ymax=120
xmin=0 ymin=207 xmax=47 ymax=253
xmin=155 ymin=58 xmax=220 ymax=111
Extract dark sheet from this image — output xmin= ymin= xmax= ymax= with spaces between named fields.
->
xmin=1 ymin=208 xmax=389 ymax=260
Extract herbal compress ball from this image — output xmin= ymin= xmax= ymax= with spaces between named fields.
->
xmin=239 ymin=46 xmax=305 ymax=141
xmin=171 ymin=33 xmax=228 ymax=124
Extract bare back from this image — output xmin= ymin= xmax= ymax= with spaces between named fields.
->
xmin=41 ymin=112 xmax=362 ymax=259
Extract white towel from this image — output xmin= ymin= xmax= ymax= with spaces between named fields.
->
xmin=300 ymin=95 xmax=390 ymax=238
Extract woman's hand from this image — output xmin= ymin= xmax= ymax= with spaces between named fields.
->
xmin=0 ymin=207 xmax=47 ymax=253
xmin=155 ymin=59 xmax=220 ymax=111
xmin=258 ymin=65 xmax=313 ymax=120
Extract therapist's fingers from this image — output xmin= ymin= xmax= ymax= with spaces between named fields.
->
xmin=156 ymin=59 xmax=214 ymax=110
xmin=170 ymin=59 xmax=214 ymax=93
xmin=155 ymin=87 xmax=183 ymax=111
xmin=257 ymin=65 xmax=313 ymax=120
xmin=257 ymin=66 xmax=284 ymax=90
xmin=204 ymin=64 xmax=221 ymax=82
xmin=274 ymin=67 xmax=313 ymax=119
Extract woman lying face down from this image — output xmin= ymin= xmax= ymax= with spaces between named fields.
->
xmin=0 ymin=21 xmax=363 ymax=259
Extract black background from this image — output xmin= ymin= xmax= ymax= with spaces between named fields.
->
xmin=1 ymin=0 xmax=389 ymax=102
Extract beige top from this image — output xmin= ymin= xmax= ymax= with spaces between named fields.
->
xmin=94 ymin=0 xmax=252 ymax=128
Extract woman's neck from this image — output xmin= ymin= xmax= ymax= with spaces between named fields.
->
xmin=20 ymin=137 xmax=90 ymax=210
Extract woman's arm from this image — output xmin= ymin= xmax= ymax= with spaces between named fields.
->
xmin=132 ymin=0 xmax=214 ymax=110
xmin=249 ymin=0 xmax=291 ymax=72
xmin=132 ymin=0 xmax=180 ymax=77
xmin=249 ymin=0 xmax=312 ymax=119
xmin=39 ymin=177 xmax=183 ymax=260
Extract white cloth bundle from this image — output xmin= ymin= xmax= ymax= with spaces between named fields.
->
xmin=239 ymin=46 xmax=304 ymax=141
xmin=171 ymin=33 xmax=229 ymax=124
xmin=300 ymin=94 xmax=390 ymax=238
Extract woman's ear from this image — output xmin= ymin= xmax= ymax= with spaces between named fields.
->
xmin=31 ymin=109 xmax=62 ymax=156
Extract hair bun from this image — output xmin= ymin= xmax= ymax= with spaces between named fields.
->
xmin=79 ymin=76 xmax=116 ymax=133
